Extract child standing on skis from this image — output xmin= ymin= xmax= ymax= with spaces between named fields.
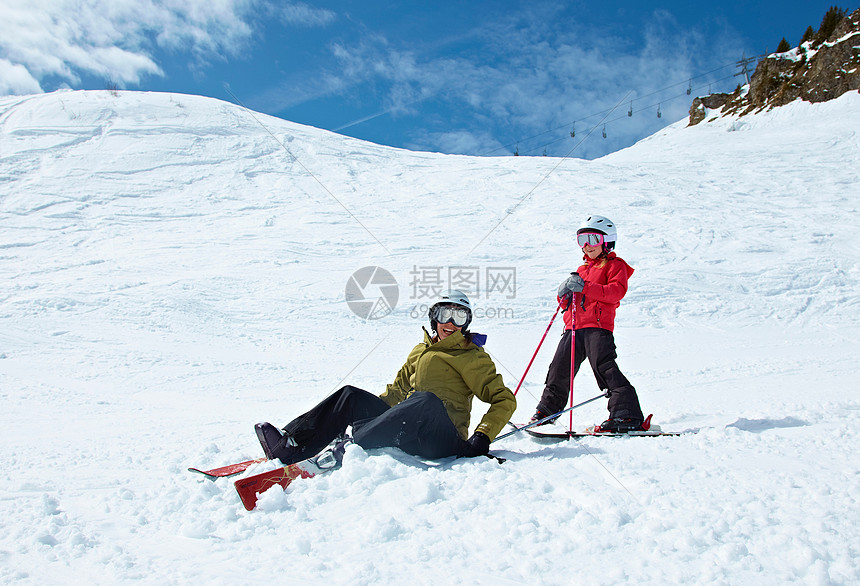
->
xmin=531 ymin=215 xmax=645 ymax=432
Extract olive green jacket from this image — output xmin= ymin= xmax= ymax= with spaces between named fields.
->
xmin=379 ymin=328 xmax=516 ymax=441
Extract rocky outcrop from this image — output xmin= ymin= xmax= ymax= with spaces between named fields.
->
xmin=689 ymin=7 xmax=860 ymax=125
xmin=688 ymin=92 xmax=735 ymax=125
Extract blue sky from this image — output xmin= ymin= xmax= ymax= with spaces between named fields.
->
xmin=1 ymin=1 xmax=851 ymax=158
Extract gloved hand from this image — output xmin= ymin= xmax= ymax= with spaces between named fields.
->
xmin=461 ymin=431 xmax=490 ymax=457
xmin=559 ymin=292 xmax=572 ymax=310
xmin=558 ymin=272 xmax=585 ymax=298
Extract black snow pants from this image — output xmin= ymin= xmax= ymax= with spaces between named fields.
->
xmin=536 ymin=328 xmax=643 ymax=421
xmin=281 ymin=386 xmax=467 ymax=461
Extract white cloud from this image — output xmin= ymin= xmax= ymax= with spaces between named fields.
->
xmin=0 ymin=59 xmax=43 ymax=95
xmin=0 ymin=0 xmax=264 ymax=95
xmin=414 ymin=129 xmax=502 ymax=156
xmin=276 ymin=2 xmax=337 ymax=27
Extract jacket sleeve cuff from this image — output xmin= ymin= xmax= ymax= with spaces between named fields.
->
xmin=475 ymin=422 xmax=497 ymax=441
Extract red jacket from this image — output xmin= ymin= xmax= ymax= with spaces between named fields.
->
xmin=560 ymin=252 xmax=634 ymax=332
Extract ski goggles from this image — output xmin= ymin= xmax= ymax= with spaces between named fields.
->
xmin=577 ymin=231 xmax=606 ymax=247
xmin=431 ymin=305 xmax=471 ymax=327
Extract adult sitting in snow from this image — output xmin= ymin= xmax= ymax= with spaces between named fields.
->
xmin=255 ymin=290 xmax=516 ymax=464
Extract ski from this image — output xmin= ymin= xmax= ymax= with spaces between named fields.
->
xmin=520 ymin=414 xmax=684 ymax=440
xmin=570 ymin=430 xmax=682 ymax=437
xmin=524 ymin=426 xmax=683 ymax=439
xmin=234 ymin=463 xmax=313 ymax=510
xmin=522 ymin=425 xmax=573 ymax=440
xmin=234 ymin=448 xmax=343 ymax=511
xmin=188 ymin=458 xmax=267 ymax=479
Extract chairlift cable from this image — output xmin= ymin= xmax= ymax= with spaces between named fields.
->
xmin=519 ymin=69 xmax=743 ymax=156
xmin=482 ymin=53 xmax=764 ymax=157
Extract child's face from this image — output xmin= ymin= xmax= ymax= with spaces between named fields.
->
xmin=582 ymin=244 xmax=603 ymax=259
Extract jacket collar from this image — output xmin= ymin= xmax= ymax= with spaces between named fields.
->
xmin=582 ymin=250 xmax=616 ymax=264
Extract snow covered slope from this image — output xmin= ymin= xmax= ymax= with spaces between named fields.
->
xmin=1 ymin=89 xmax=858 ymax=584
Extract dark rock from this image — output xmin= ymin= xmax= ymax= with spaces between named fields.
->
xmin=688 ymin=7 xmax=860 ymax=125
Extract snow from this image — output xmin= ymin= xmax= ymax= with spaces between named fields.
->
xmin=828 ymin=30 xmax=860 ymax=47
xmin=1 ymin=88 xmax=859 ymax=584
xmin=778 ymin=31 xmax=860 ymax=58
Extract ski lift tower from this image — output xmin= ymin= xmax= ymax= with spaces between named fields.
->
xmin=735 ymin=52 xmax=757 ymax=85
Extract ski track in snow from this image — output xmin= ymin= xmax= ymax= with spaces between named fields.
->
xmin=1 ymin=89 xmax=859 ymax=584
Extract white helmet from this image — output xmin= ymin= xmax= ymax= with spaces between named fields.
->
xmin=428 ymin=289 xmax=472 ymax=331
xmin=577 ymin=215 xmax=617 ymax=251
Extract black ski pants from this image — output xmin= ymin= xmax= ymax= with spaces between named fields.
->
xmin=537 ymin=328 xmax=643 ymax=421
xmin=282 ymin=385 xmax=467 ymax=461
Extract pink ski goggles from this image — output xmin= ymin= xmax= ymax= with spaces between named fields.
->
xmin=577 ymin=232 xmax=606 ymax=247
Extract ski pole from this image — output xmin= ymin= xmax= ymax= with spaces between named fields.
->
xmin=493 ymin=390 xmax=609 ymax=442
xmin=512 ymin=302 xmax=562 ymax=396
xmin=568 ymin=301 xmax=576 ymax=432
